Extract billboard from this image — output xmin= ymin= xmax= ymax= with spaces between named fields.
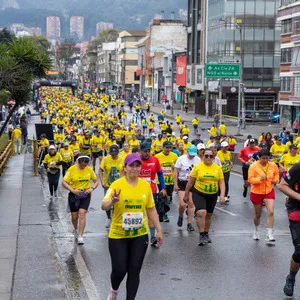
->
xmin=176 ymin=56 xmax=187 ymax=86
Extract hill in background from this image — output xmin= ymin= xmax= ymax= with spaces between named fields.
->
xmin=0 ymin=0 xmax=187 ymax=39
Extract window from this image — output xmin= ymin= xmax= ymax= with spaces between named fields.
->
xmin=295 ymin=77 xmax=300 ymax=97
xmin=282 ymin=19 xmax=292 ymax=34
xmin=281 ymin=0 xmax=299 ymax=6
xmin=292 ymin=47 xmax=300 ymax=66
xmin=281 ymin=77 xmax=292 ymax=92
xmin=293 ymin=16 xmax=300 ymax=35
xmin=281 ymin=48 xmax=292 ymax=63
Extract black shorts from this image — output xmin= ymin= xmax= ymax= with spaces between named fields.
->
xmin=242 ymin=167 xmax=249 ymax=181
xmin=178 ymin=179 xmax=188 ymax=191
xmin=290 ymin=221 xmax=300 ymax=246
xmin=92 ymin=151 xmax=102 ymax=158
xmin=192 ymin=189 xmax=218 ymax=214
xmin=68 ymin=192 xmax=91 ymax=212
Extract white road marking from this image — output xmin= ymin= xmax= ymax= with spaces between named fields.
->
xmin=41 ymin=180 xmax=103 ymax=300
xmin=215 ymin=206 xmax=238 ymax=216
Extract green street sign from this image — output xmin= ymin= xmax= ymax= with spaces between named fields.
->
xmin=205 ymin=63 xmax=241 ymax=79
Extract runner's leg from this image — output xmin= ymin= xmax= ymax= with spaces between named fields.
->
xmin=126 ymin=235 xmax=148 ymax=300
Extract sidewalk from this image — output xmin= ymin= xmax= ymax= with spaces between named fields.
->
xmin=149 ymin=103 xmax=283 ymax=139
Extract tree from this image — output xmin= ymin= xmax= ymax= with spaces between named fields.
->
xmin=0 ymin=27 xmax=14 ymax=44
xmin=0 ymin=35 xmax=52 ymax=136
xmin=22 ymin=35 xmax=53 ymax=57
xmin=56 ymin=38 xmax=76 ymax=80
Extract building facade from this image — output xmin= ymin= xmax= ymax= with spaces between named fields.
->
xmin=46 ymin=16 xmax=61 ymax=40
xmin=119 ymin=30 xmax=146 ymax=96
xmin=96 ymin=22 xmax=114 ymax=36
xmin=278 ymin=0 xmax=300 ymax=127
xmin=70 ymin=16 xmax=84 ymax=42
xmin=188 ymin=0 xmax=281 ymax=116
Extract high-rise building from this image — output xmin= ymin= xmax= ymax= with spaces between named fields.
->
xmin=187 ymin=0 xmax=281 ymax=117
xmin=70 ymin=16 xmax=84 ymax=41
xmin=46 ymin=16 xmax=61 ymax=40
xmin=278 ymin=0 xmax=300 ymax=127
xmin=96 ymin=22 xmax=114 ymax=36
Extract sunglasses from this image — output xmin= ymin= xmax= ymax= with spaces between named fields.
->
xmin=79 ymin=159 xmax=90 ymax=163
xmin=204 ymin=155 xmax=214 ymax=159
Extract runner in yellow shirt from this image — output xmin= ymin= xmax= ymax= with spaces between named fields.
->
xmin=12 ymin=125 xmax=22 ymax=155
xmin=192 ymin=117 xmax=199 ymax=134
xmin=270 ymin=138 xmax=287 ymax=164
xmin=60 ymin=142 xmax=74 ymax=176
xmin=91 ymin=129 xmax=104 ymax=171
xmin=99 ymin=145 xmax=125 ymax=228
xmin=279 ymin=144 xmax=300 ymax=175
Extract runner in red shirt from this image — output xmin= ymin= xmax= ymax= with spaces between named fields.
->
xmin=238 ymin=139 xmax=260 ymax=198
xmin=140 ymin=142 xmax=166 ymax=247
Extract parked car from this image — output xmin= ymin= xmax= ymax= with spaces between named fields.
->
xmin=270 ymin=112 xmax=280 ymax=123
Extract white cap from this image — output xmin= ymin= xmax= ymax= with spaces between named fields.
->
xmin=49 ymin=145 xmax=56 ymax=150
xmin=172 ymin=132 xmax=176 ymax=136
xmin=208 ymin=143 xmax=216 ymax=149
xmin=197 ymin=143 xmax=206 ymax=150
xmin=221 ymin=141 xmax=229 ymax=147
xmin=183 ymin=136 xmax=188 ymax=140
xmin=151 ymin=133 xmax=156 ymax=136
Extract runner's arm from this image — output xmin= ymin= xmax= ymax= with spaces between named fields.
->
xmin=278 ymin=179 xmax=300 ymax=201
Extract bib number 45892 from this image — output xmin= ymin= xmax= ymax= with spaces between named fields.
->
xmin=122 ymin=212 xmax=143 ymax=231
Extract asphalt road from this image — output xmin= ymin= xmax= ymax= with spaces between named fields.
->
xmin=44 ymin=169 xmax=295 ymax=300
xmin=26 ymin=107 xmax=296 ymax=300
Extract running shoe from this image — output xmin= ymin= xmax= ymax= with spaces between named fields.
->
xmin=243 ymin=187 xmax=247 ymax=198
xmin=283 ymin=275 xmax=295 ymax=297
xmin=253 ymin=231 xmax=260 ymax=241
xmin=163 ymin=214 xmax=170 ymax=222
xmin=198 ymin=235 xmax=206 ymax=246
xmin=77 ymin=236 xmax=84 ymax=245
xmin=187 ymin=223 xmax=195 ymax=232
xmin=150 ymin=237 xmax=157 ymax=247
xmin=203 ymin=233 xmax=212 ymax=243
xmin=107 ymin=288 xmax=119 ymax=300
xmin=266 ymin=233 xmax=275 ymax=242
xmin=105 ymin=218 xmax=111 ymax=228
xmin=225 ymin=196 xmax=230 ymax=203
xmin=177 ymin=215 xmax=183 ymax=227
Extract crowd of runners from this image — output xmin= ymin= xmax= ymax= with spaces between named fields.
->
xmin=32 ymin=87 xmax=300 ymax=299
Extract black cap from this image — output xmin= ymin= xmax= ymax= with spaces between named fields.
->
xmin=158 ymin=134 xmax=162 ymax=139
xmin=290 ymin=144 xmax=298 ymax=149
xmin=259 ymin=142 xmax=267 ymax=148
xmin=140 ymin=142 xmax=151 ymax=151
xmin=249 ymin=139 xmax=256 ymax=144
xmin=163 ymin=141 xmax=173 ymax=148
xmin=110 ymin=144 xmax=119 ymax=155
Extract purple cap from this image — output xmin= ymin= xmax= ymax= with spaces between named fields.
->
xmin=124 ymin=153 xmax=142 ymax=165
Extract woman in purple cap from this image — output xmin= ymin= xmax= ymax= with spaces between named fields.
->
xmin=102 ymin=153 xmax=163 ymax=300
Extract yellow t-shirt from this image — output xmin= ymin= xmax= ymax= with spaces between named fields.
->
xmin=190 ymin=162 xmax=224 ymax=194
xmin=60 ymin=148 xmax=73 ymax=163
xmin=152 ymin=140 xmax=163 ymax=153
xmin=63 ymin=165 xmax=97 ymax=190
xmin=155 ymin=152 xmax=178 ymax=185
xmin=192 ymin=119 xmax=199 ymax=126
xmin=175 ymin=116 xmax=181 ymax=123
xmin=209 ymin=127 xmax=217 ymax=137
xmin=103 ymin=177 xmax=155 ymax=239
xmin=129 ymin=139 xmax=140 ymax=151
xmin=270 ymin=144 xmax=286 ymax=163
xmin=183 ymin=141 xmax=191 ymax=151
xmin=43 ymin=152 xmax=62 ymax=169
xmin=40 ymin=138 xmax=50 ymax=147
xmin=219 ymin=124 xmax=226 ymax=136
xmin=119 ymin=150 xmax=130 ymax=159
xmin=100 ymin=155 xmax=124 ymax=186
xmin=13 ymin=129 xmax=22 ymax=140
xmin=70 ymin=143 xmax=80 ymax=156
xmin=91 ymin=135 xmax=104 ymax=153
xmin=217 ymin=150 xmax=232 ymax=173
xmin=280 ymin=154 xmax=300 ymax=171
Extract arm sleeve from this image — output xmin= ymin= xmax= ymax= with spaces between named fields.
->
xmin=157 ymin=171 xmax=166 ymax=189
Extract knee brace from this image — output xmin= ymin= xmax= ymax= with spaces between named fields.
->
xmin=293 ymin=245 xmax=300 ymax=263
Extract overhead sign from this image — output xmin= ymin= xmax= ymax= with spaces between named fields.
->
xmin=205 ymin=64 xmax=241 ymax=79
xmin=217 ymin=99 xmax=227 ymax=105
xmin=218 ymin=57 xmax=241 ymax=64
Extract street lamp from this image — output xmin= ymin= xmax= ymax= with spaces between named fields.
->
xmin=219 ymin=18 xmax=246 ymax=132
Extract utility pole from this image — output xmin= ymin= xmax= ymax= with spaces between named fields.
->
xmin=238 ymin=24 xmax=246 ymax=130
xmin=171 ymin=50 xmax=174 ymax=115
xmin=219 ymin=78 xmax=223 ymax=126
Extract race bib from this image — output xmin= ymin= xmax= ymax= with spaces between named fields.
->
xmin=63 ymin=153 xmax=70 ymax=158
xmin=122 ymin=212 xmax=143 ymax=231
xmin=162 ymin=167 xmax=172 ymax=176
xmin=50 ymin=161 xmax=56 ymax=167
xmin=142 ymin=177 xmax=151 ymax=183
xmin=73 ymin=150 xmax=79 ymax=155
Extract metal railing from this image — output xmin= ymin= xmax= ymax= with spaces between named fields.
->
xmin=0 ymin=140 xmax=12 ymax=176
